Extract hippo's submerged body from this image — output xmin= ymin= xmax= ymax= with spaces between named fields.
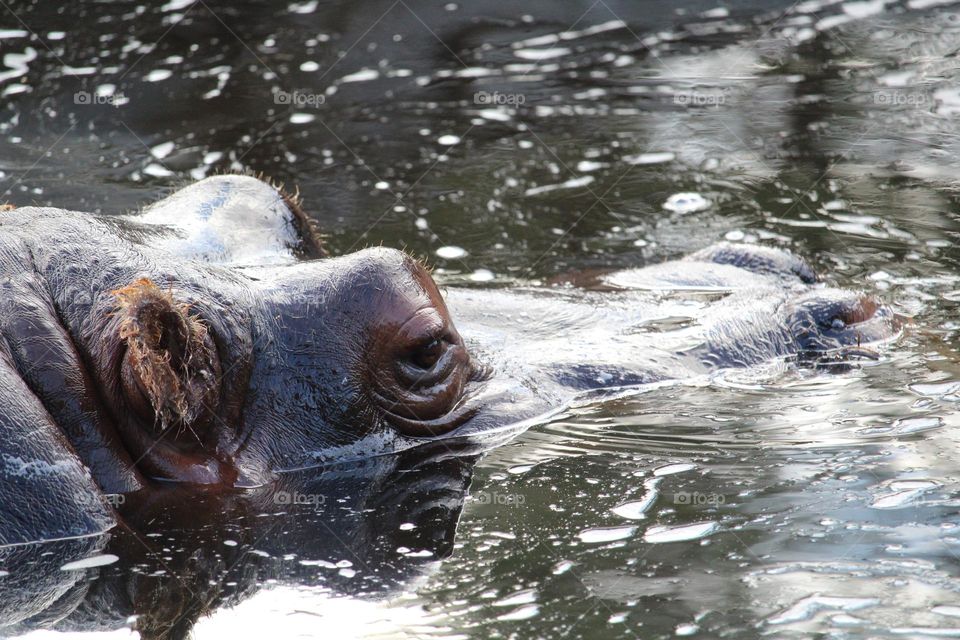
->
xmin=0 ymin=175 xmax=897 ymax=548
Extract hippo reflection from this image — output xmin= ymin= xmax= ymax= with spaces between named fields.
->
xmin=0 ymin=175 xmax=898 ymax=549
xmin=0 ymin=444 xmax=477 ymax=639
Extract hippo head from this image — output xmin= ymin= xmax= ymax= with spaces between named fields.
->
xmin=1 ymin=175 xmax=535 ymax=490
xmin=85 ymin=246 xmax=492 ymax=485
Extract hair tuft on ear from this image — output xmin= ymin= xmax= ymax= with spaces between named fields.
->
xmin=112 ymin=278 xmax=221 ymax=435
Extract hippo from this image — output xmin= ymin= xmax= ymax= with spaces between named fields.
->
xmin=0 ymin=175 xmax=898 ymax=551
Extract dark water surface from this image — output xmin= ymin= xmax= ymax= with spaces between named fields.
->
xmin=4 ymin=0 xmax=960 ymax=637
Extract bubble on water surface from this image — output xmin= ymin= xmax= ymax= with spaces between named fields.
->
xmin=663 ymin=192 xmax=711 ymax=214
xmin=469 ymin=269 xmax=495 ymax=282
xmin=436 ymin=246 xmax=467 ymax=260
xmin=144 ymin=69 xmax=173 ymax=82
xmin=151 ymin=141 xmax=174 ymax=159
xmin=143 ymin=163 xmax=174 ymax=178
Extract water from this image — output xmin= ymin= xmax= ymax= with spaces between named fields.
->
xmin=4 ymin=0 xmax=960 ymax=637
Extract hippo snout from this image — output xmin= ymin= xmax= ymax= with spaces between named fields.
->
xmin=351 ymin=249 xmax=480 ymax=437
xmin=786 ymin=289 xmax=900 ymax=353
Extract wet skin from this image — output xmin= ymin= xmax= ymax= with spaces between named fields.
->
xmin=0 ymin=175 xmax=898 ymax=547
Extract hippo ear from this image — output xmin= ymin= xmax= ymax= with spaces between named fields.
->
xmin=112 ymin=279 xmax=222 ymax=436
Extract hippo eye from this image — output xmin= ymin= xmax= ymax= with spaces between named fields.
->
xmin=409 ymin=337 xmax=445 ymax=370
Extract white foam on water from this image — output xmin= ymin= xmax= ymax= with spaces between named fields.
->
xmin=768 ymin=595 xmax=879 ymax=625
xmin=842 ymin=0 xmax=888 ymax=19
xmin=624 ymin=152 xmax=676 ymax=165
xmin=611 ymin=478 xmax=660 ymax=520
xmin=288 ymin=0 xmax=318 ymax=13
xmin=193 ymin=588 xmax=452 ymax=639
xmin=514 ymin=47 xmax=571 ymax=60
xmin=577 ymin=525 xmax=636 ymax=543
xmin=340 ymin=69 xmax=379 ymax=83
xmin=497 ymin=604 xmax=539 ymax=621
xmin=525 ymin=176 xmax=594 ymax=196
xmin=0 ymin=47 xmax=37 ymax=84
xmin=453 ymin=67 xmax=498 ymax=78
xmin=644 ymin=521 xmax=718 ymax=544
xmin=60 ymin=554 xmax=120 ymax=571
xmin=576 ymin=160 xmax=606 ymax=172
xmin=478 ymin=109 xmax=511 ymax=122
xmin=513 ymin=19 xmax=626 ymax=48
xmin=870 ymin=480 xmax=939 ymax=509
xmin=653 ymin=463 xmax=697 ymax=477
xmin=161 ymin=0 xmax=194 ymax=10
xmin=910 ymin=381 xmax=960 ymax=397
xmin=494 ymin=589 xmax=537 ymax=607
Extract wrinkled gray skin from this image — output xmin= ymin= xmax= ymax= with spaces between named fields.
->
xmin=0 ymin=175 xmax=897 ymax=548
